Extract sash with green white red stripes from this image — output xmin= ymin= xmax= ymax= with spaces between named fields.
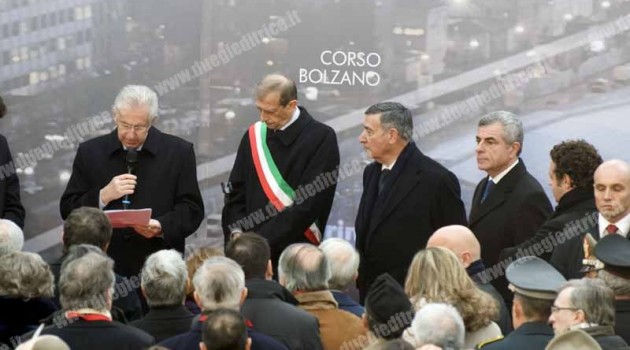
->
xmin=248 ymin=121 xmax=322 ymax=244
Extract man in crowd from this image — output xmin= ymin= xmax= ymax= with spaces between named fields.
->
xmin=279 ymin=243 xmax=365 ymax=349
xmin=225 ymin=232 xmax=322 ymax=350
xmin=320 ymin=237 xmax=364 ymax=317
xmin=549 ymin=278 xmax=629 ymax=349
xmin=469 ymin=111 xmax=552 ymax=304
xmin=355 ymin=101 xmax=466 ymax=300
xmin=130 ymin=249 xmax=194 ymax=341
xmin=0 ymin=218 xmax=23 ymax=256
xmin=60 ymin=85 xmax=204 ymax=279
xmin=427 ymin=225 xmax=512 ymax=335
xmin=552 ymin=159 xmax=630 ymax=279
xmin=200 ymin=309 xmax=251 ymax=350
xmin=0 ymin=95 xmax=25 ymax=229
xmin=411 ymin=303 xmax=466 ymax=350
xmin=222 ymin=74 xmax=340 ymax=267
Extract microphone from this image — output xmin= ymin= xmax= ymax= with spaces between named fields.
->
xmin=122 ymin=149 xmax=138 ymax=209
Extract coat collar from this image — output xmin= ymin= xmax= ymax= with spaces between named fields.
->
xmin=245 ymin=278 xmax=299 ymax=305
xmin=510 ymin=321 xmax=554 ymax=336
xmin=555 ymin=187 xmax=595 ymax=214
xmin=293 ymin=290 xmax=338 ymax=311
xmin=266 ymin=106 xmax=313 ymax=147
xmin=105 ymin=126 xmax=161 ymax=156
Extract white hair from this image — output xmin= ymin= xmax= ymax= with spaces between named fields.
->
xmin=0 ymin=219 xmax=23 ymax=256
xmin=320 ymin=238 xmax=360 ymax=290
xmin=113 ymin=85 xmax=159 ymax=119
xmin=141 ymin=249 xmax=188 ymax=307
xmin=193 ymin=256 xmax=245 ymax=311
xmin=412 ymin=303 xmax=465 ymax=350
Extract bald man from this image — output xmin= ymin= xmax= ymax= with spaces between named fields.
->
xmin=551 ymin=159 xmax=630 ymax=279
xmin=427 ymin=225 xmax=512 ymax=334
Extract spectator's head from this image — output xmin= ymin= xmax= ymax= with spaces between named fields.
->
xmin=593 ymin=159 xmax=630 ymax=224
xmin=405 ymin=247 xmax=498 ymax=332
xmin=412 ymin=303 xmax=465 ymax=350
xmin=476 ymin=111 xmax=523 ymax=177
xmin=59 ymin=245 xmax=115 ymax=312
xmin=278 ymin=243 xmax=330 ymax=293
xmin=369 ymin=338 xmax=415 ymax=350
xmin=595 ymin=233 xmax=630 ymax=297
xmin=0 ymin=95 xmax=6 ymax=118
xmin=62 ymin=207 xmax=112 ymax=254
xmin=255 ymin=74 xmax=298 ymax=130
xmin=113 ymin=85 xmax=158 ymax=149
xmin=360 ymin=102 xmax=413 ymax=164
xmin=193 ymin=256 xmax=246 ymax=312
xmin=320 ymin=238 xmax=360 ymax=290
xmin=426 ymin=225 xmax=480 ymax=268
xmin=185 ymin=246 xmax=223 ymax=299
xmin=506 ymin=257 xmax=566 ymax=329
xmin=141 ymin=249 xmax=187 ymax=308
xmin=201 ymin=308 xmax=251 ymax=350
xmin=549 ymin=278 xmax=615 ymax=334
xmin=549 ymin=140 xmax=602 ymax=203
xmin=0 ymin=219 xmax=24 ymax=256
xmin=0 ymin=251 xmax=54 ymax=299
xmin=364 ymin=273 xmax=414 ymax=340
xmin=225 ymin=232 xmax=272 ymax=280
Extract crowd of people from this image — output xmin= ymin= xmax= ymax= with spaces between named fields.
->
xmin=1 ymin=74 xmax=630 ymax=350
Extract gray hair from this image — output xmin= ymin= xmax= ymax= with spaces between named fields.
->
xmin=255 ymin=74 xmax=297 ymax=106
xmin=141 ymin=249 xmax=188 ymax=307
xmin=113 ymin=85 xmax=159 ymax=120
xmin=478 ymin=111 xmax=524 ymax=154
xmin=599 ymin=270 xmax=630 ymax=296
xmin=278 ymin=243 xmax=330 ymax=293
xmin=59 ymin=247 xmax=115 ymax=312
xmin=412 ymin=303 xmax=465 ymax=350
xmin=0 ymin=219 xmax=23 ymax=256
xmin=193 ymin=256 xmax=245 ymax=312
xmin=0 ymin=251 xmax=54 ymax=298
xmin=320 ymin=238 xmax=360 ymax=290
xmin=559 ymin=278 xmax=615 ymax=326
xmin=364 ymin=102 xmax=413 ymax=141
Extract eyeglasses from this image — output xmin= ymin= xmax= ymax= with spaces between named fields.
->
xmin=551 ymin=305 xmax=580 ymax=313
xmin=116 ymin=120 xmax=150 ymax=133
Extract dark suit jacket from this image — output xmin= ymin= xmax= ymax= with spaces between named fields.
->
xmin=469 ymin=160 xmax=552 ymax=302
xmin=616 ymin=299 xmax=630 ymax=345
xmin=550 ymin=220 xmax=602 ymax=280
xmin=0 ymin=134 xmax=25 ymax=228
xmin=478 ymin=321 xmax=553 ymax=350
xmin=355 ymin=142 xmax=467 ymax=300
xmin=129 ymin=305 xmax=194 ymax=342
xmin=60 ymin=127 xmax=204 ymax=277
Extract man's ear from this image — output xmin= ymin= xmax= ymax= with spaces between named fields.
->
xmin=265 ymin=260 xmax=273 ymax=280
xmin=239 ymin=287 xmax=248 ymax=306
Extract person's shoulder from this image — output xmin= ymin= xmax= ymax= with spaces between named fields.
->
xmin=156 ymin=128 xmax=193 ymax=148
xmin=111 ymin=321 xmax=154 ymax=341
xmin=475 ymin=335 xmax=505 ymax=349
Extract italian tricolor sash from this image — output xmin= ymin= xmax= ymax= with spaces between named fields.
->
xmin=248 ymin=121 xmax=322 ymax=244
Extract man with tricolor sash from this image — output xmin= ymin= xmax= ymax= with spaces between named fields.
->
xmin=222 ymin=74 xmax=340 ymax=267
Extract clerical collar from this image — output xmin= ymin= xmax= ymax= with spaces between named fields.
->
xmin=280 ymin=106 xmax=300 ymax=131
xmin=490 ymin=159 xmax=519 ymax=184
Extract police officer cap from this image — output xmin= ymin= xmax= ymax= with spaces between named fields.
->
xmin=506 ymin=256 xmax=566 ymax=300
xmin=595 ymin=233 xmax=630 ymax=279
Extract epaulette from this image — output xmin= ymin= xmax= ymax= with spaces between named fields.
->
xmin=475 ymin=335 xmax=504 ymax=349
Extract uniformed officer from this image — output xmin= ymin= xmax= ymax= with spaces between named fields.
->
xmin=477 ymin=256 xmax=566 ymax=349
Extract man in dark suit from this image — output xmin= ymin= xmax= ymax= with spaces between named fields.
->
xmin=222 ymin=74 xmax=339 ymax=268
xmin=60 ymin=85 xmax=205 ymax=279
xmin=0 ymin=95 xmax=25 ymax=229
xmin=469 ymin=111 xmax=552 ymax=304
xmin=551 ymin=159 xmax=630 ymax=279
xmin=355 ymin=102 xmax=467 ymax=301
xmin=502 ymin=140 xmax=602 ymax=263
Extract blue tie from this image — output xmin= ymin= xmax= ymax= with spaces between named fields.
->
xmin=481 ymin=179 xmax=495 ymax=203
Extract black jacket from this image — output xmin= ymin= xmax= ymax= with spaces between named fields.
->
xmin=616 ymin=299 xmax=630 ymax=345
xmin=585 ymin=325 xmax=630 ymax=350
xmin=129 ymin=305 xmax=194 ymax=342
xmin=0 ymin=134 xmax=25 ymax=228
xmin=241 ymin=279 xmax=323 ymax=350
xmin=478 ymin=321 xmax=553 ymax=350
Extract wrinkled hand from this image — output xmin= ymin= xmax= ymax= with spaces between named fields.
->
xmin=132 ymin=219 xmax=162 ymax=238
xmin=100 ymin=174 xmax=137 ymax=206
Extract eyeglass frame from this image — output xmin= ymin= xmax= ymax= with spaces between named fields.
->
xmin=550 ymin=305 xmax=581 ymax=313
xmin=113 ymin=107 xmax=153 ymax=133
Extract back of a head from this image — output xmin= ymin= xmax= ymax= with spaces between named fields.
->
xmin=141 ymin=249 xmax=187 ymax=307
xmin=193 ymin=256 xmax=245 ymax=312
xmin=202 ymin=308 xmax=248 ymax=350
xmin=0 ymin=251 xmax=54 ymax=299
xmin=545 ymin=329 xmax=603 ymax=350
xmin=63 ymin=207 xmax=112 ymax=254
xmin=550 ymin=140 xmax=602 ymax=190
xmin=320 ymin=238 xmax=360 ymax=290
xmin=278 ymin=243 xmax=330 ymax=293
xmin=185 ymin=246 xmax=224 ymax=297
xmin=0 ymin=219 xmax=24 ymax=256
xmin=370 ymin=338 xmax=415 ymax=350
xmin=59 ymin=247 xmax=115 ymax=311
xmin=0 ymin=95 xmax=6 ymax=118
xmin=412 ymin=303 xmax=465 ymax=350
xmin=365 ymin=273 xmax=414 ymax=340
xmin=225 ymin=232 xmax=270 ymax=280
xmin=427 ymin=225 xmax=480 ymax=263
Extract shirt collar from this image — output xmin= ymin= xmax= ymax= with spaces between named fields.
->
xmin=280 ymin=106 xmax=300 ymax=131
xmin=599 ymin=212 xmax=630 ymax=238
xmin=381 ymin=160 xmax=396 ymax=171
xmin=490 ymin=158 xmax=520 ymax=184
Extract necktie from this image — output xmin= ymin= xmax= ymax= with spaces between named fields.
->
xmin=481 ymin=179 xmax=495 ymax=203
xmin=605 ymin=224 xmax=619 ymax=235
xmin=378 ymin=169 xmax=390 ymax=195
